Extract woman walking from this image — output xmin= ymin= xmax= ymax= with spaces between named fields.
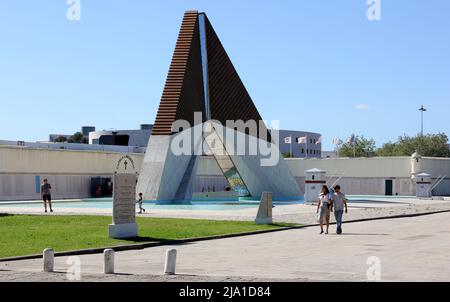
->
xmin=316 ymin=185 xmax=332 ymax=234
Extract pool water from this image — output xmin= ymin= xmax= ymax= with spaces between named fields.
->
xmin=0 ymin=195 xmax=410 ymax=211
xmin=0 ymin=198 xmax=304 ymax=211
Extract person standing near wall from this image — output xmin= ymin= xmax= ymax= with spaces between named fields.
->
xmin=331 ymin=185 xmax=348 ymax=234
xmin=41 ymin=179 xmax=53 ymax=213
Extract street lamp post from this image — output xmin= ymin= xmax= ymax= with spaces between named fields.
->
xmin=419 ymin=105 xmax=427 ymax=137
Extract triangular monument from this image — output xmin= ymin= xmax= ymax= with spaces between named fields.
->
xmin=136 ymin=11 xmax=302 ymax=202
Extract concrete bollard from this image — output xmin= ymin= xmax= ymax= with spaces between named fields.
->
xmin=103 ymin=249 xmax=115 ymax=274
xmin=43 ymin=248 xmax=54 ymax=272
xmin=164 ymin=249 xmax=177 ymax=275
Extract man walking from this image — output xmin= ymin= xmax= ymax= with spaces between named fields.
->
xmin=41 ymin=178 xmax=53 ymax=213
xmin=332 ymin=185 xmax=348 ymax=234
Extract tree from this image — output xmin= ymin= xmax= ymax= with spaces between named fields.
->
xmin=337 ymin=135 xmax=376 ymax=158
xmin=282 ymin=152 xmax=293 ymax=158
xmin=54 ymin=136 xmax=68 ymax=143
xmin=67 ymin=132 xmax=87 ymax=144
xmin=377 ymin=133 xmax=450 ymax=157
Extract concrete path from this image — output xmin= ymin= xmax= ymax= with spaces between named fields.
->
xmin=0 ymin=271 xmax=308 ymax=282
xmin=2 ymin=212 xmax=450 ymax=282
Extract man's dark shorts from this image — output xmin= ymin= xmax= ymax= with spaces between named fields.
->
xmin=43 ymin=195 xmax=52 ymax=202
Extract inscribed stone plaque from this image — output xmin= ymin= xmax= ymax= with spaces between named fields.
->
xmin=113 ymin=173 xmax=136 ymax=225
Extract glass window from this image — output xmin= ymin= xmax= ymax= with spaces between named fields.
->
xmin=204 ymin=127 xmax=251 ymax=197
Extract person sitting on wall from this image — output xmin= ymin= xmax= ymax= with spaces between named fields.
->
xmin=41 ymin=178 xmax=53 ymax=213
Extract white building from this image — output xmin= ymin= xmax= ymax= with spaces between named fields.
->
xmin=88 ymin=127 xmax=322 ymax=159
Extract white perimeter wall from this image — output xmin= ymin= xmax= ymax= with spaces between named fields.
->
xmin=1 ymin=146 xmax=450 ymax=200
xmin=421 ymin=158 xmax=450 ymax=196
xmin=196 ymin=156 xmax=450 ymax=196
xmin=285 ymin=157 xmax=412 ymax=178
xmin=0 ymin=146 xmax=143 ymax=201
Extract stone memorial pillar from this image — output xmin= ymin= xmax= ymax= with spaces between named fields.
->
xmin=255 ymin=192 xmax=273 ymax=225
xmin=108 ymin=155 xmax=139 ymax=239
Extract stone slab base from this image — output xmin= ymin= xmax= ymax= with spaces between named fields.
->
xmin=108 ymin=223 xmax=138 ymax=239
xmin=255 ymin=218 xmax=273 ymax=225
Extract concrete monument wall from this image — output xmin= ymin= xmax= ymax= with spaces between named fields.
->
xmin=136 ymin=126 xmax=203 ymax=202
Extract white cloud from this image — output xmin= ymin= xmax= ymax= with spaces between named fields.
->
xmin=354 ymin=103 xmax=371 ymax=110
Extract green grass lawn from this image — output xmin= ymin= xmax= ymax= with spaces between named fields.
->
xmin=0 ymin=214 xmax=290 ymax=259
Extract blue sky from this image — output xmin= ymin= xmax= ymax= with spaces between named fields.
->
xmin=0 ymin=0 xmax=449 ymax=150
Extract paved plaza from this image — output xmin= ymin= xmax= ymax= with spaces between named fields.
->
xmin=1 ymin=211 xmax=450 ymax=282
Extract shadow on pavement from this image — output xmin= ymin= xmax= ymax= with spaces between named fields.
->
xmin=337 ymin=233 xmax=390 ymax=236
